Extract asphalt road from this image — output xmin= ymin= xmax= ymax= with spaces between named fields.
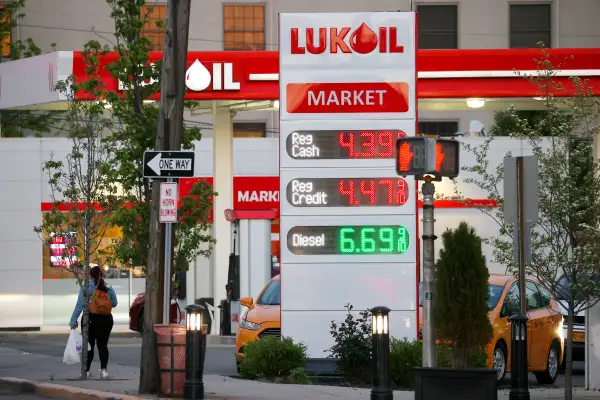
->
xmin=0 ymin=333 xmax=585 ymax=388
xmin=0 ymin=333 xmax=237 ymax=377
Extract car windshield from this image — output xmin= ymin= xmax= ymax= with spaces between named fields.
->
xmin=419 ymin=282 xmax=504 ymax=310
xmin=256 ymin=279 xmax=280 ymax=306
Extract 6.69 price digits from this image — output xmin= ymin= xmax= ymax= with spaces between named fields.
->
xmin=339 ymin=226 xmax=409 ymax=254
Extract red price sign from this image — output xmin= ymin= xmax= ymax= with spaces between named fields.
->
xmin=286 ymin=178 xmax=409 ymax=207
xmin=286 ymin=130 xmax=406 ymax=159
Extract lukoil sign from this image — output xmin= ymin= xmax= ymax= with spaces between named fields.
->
xmin=117 ymin=60 xmax=241 ymax=92
xmin=291 ymin=23 xmax=405 ymax=54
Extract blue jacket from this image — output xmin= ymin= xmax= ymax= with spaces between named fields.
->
xmin=69 ymin=279 xmax=118 ymax=326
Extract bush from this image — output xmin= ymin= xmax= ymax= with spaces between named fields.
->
xmin=237 ymin=336 xmax=307 ymax=381
xmin=326 ymin=304 xmax=372 ymax=384
xmin=434 ymin=222 xmax=493 ymax=368
xmin=390 ymin=339 xmax=489 ymax=388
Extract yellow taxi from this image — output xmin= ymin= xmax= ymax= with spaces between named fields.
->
xmin=420 ymin=274 xmax=564 ymax=383
xmin=235 ymin=275 xmax=281 ymax=369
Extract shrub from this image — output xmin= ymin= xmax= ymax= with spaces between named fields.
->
xmin=237 ymin=336 xmax=307 ymax=381
xmin=390 ymin=340 xmax=489 ymax=388
xmin=326 ymin=303 xmax=372 ymax=384
xmin=434 ymin=222 xmax=493 ymax=368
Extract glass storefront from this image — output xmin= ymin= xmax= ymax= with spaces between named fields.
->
xmin=41 ymin=212 xmax=145 ymax=327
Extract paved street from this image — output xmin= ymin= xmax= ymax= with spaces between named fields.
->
xmin=0 ymin=332 xmax=585 ymax=388
xmin=0 ymin=332 xmax=237 ymax=377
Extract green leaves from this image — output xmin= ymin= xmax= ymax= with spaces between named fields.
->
xmin=456 ymin=48 xmax=600 ymax=316
xmin=433 ymin=222 xmax=492 ymax=369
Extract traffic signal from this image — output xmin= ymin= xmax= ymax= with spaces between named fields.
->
xmin=396 ymin=136 xmax=460 ymax=179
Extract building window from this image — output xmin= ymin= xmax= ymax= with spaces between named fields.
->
xmin=141 ymin=4 xmax=167 ymax=51
xmin=419 ymin=121 xmax=459 ymax=137
xmin=223 ymin=5 xmax=265 ymax=51
xmin=416 ymin=5 xmax=458 ymax=49
xmin=1 ymin=5 xmax=12 ymax=57
xmin=510 ymin=4 xmax=551 ymax=48
xmin=233 ymin=122 xmax=266 ymax=138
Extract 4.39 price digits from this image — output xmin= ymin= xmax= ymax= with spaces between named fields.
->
xmin=338 ymin=131 xmax=405 ymax=158
xmin=339 ymin=226 xmax=409 ymax=254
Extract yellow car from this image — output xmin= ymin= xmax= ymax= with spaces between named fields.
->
xmin=235 ymin=275 xmax=281 ymax=368
xmin=419 ymin=274 xmax=564 ymax=383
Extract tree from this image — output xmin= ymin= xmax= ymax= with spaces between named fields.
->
xmin=454 ymin=49 xmax=600 ymax=400
xmin=33 ymin=48 xmax=118 ymax=380
xmin=0 ymin=0 xmax=58 ymax=138
xmin=68 ymin=1 xmax=215 ymax=393
xmin=433 ymin=222 xmax=492 ymax=368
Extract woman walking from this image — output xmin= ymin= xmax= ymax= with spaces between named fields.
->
xmin=70 ymin=266 xmax=118 ymax=379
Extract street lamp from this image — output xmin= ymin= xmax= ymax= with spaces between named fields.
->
xmin=184 ymin=304 xmax=206 ymax=400
xmin=370 ymin=306 xmax=392 ymax=400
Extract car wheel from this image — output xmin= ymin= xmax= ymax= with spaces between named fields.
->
xmin=493 ymin=342 xmax=507 ymax=382
xmin=534 ymin=341 xmax=560 ymax=385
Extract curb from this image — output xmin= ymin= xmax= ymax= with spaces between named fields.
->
xmin=0 ymin=377 xmax=139 ymax=400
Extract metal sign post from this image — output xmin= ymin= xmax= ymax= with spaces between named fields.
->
xmin=395 ymin=136 xmax=460 ymax=368
xmin=144 ymin=150 xmax=194 ymax=326
xmin=503 ymin=155 xmax=538 ymax=400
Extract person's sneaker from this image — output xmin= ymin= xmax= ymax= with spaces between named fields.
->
xmin=100 ymin=369 xmax=109 ymax=379
xmin=86 ymin=371 xmax=92 ymax=378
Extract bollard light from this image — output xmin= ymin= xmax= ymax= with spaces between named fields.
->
xmin=184 ymin=304 xmax=206 ymax=400
xmin=509 ymin=314 xmax=530 ymax=400
xmin=370 ymin=306 xmax=392 ymax=400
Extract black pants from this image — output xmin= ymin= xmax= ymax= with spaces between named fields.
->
xmin=86 ymin=313 xmax=114 ymax=371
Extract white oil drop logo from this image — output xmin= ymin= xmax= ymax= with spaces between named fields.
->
xmin=185 ymin=59 xmax=211 ymax=91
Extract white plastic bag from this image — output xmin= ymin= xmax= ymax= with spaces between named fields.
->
xmin=63 ymin=329 xmax=82 ymax=364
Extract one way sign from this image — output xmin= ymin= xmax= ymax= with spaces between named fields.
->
xmin=143 ymin=151 xmax=195 ymax=178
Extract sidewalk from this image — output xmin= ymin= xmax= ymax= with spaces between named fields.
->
xmin=0 ymin=346 xmax=598 ymax=400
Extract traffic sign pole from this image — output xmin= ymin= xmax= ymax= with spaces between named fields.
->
xmin=163 ymin=179 xmax=174 ymax=325
xmin=421 ymin=180 xmax=437 ymax=368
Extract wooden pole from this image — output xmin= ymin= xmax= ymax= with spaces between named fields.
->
xmin=139 ymin=0 xmax=192 ymax=394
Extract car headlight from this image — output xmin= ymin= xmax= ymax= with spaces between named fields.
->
xmin=239 ymin=318 xmax=262 ymax=331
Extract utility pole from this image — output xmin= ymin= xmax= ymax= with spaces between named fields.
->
xmin=139 ymin=0 xmax=192 ymax=394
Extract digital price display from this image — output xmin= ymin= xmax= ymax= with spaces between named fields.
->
xmin=286 ymin=178 xmax=409 ymax=207
xmin=287 ymin=225 xmax=409 ymax=255
xmin=49 ymin=232 xmax=77 ymax=267
xmin=287 ymin=130 xmax=406 ymax=159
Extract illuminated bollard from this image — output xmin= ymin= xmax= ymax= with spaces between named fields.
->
xmin=370 ymin=306 xmax=392 ymax=400
xmin=184 ymin=304 xmax=206 ymax=400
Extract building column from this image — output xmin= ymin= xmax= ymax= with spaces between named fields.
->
xmin=211 ymin=104 xmax=234 ymax=336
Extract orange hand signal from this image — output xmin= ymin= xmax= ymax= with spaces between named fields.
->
xmin=398 ymin=142 xmax=414 ymax=171
xmin=436 ymin=143 xmax=445 ymax=172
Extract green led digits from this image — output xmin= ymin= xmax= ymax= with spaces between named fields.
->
xmin=397 ymin=226 xmax=409 ymax=252
xmin=336 ymin=226 xmax=410 ymax=255
xmin=339 ymin=227 xmax=355 ymax=253
xmin=379 ymin=227 xmax=394 ymax=253
xmin=361 ymin=227 xmax=376 ymax=253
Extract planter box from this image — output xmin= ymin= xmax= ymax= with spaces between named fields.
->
xmin=414 ymin=367 xmax=497 ymax=400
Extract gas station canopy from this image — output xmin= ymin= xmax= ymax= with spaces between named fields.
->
xmin=1 ymin=48 xmax=599 ymax=111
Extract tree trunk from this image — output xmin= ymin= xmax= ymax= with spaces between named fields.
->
xmin=139 ymin=179 xmax=161 ymax=394
xmin=565 ymin=303 xmax=574 ymax=400
xmin=81 ymin=207 xmax=91 ymax=379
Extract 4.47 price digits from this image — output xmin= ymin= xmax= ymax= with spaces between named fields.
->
xmin=339 ymin=226 xmax=409 ymax=254
xmin=339 ymin=131 xmax=405 ymax=158
xmin=338 ymin=178 xmax=407 ymax=206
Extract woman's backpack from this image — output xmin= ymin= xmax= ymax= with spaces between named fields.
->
xmin=89 ymin=287 xmax=113 ymax=315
